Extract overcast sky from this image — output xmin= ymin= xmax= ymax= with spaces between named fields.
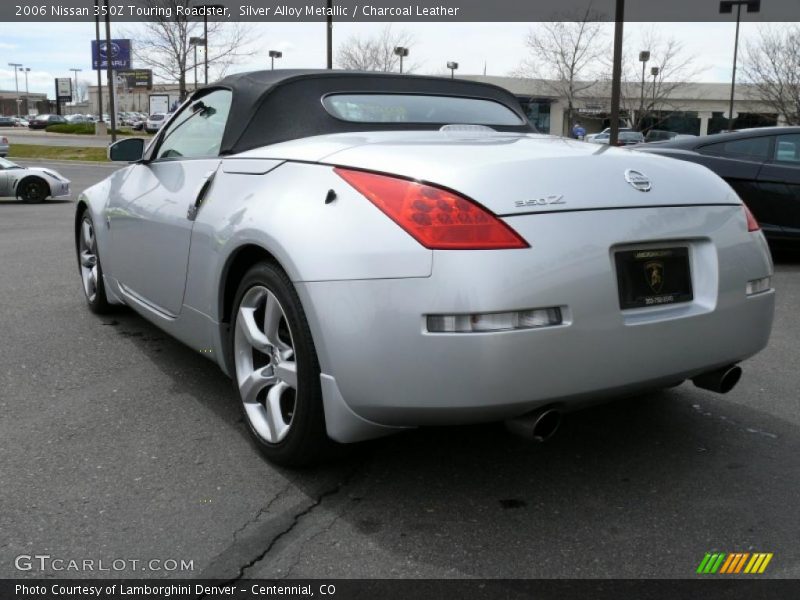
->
xmin=0 ymin=21 xmax=781 ymax=96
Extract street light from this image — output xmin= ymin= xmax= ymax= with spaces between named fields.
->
xmin=608 ymin=0 xmax=625 ymax=146
xmin=269 ymin=50 xmax=283 ymax=70
xmin=650 ymin=66 xmax=660 ymax=124
xmin=192 ymin=2 xmax=225 ymax=85
xmin=720 ymin=0 xmax=761 ymax=132
xmin=447 ymin=61 xmax=459 ymax=79
xmin=189 ymin=37 xmax=205 ymax=90
xmin=8 ymin=63 xmax=22 ymax=116
xmin=394 ymin=46 xmax=409 ymax=74
xmin=22 ymin=67 xmax=30 ymax=115
xmin=326 ymin=0 xmax=333 ymax=69
xmin=638 ymin=50 xmax=650 ymax=126
xmin=70 ymin=68 xmax=82 ymax=107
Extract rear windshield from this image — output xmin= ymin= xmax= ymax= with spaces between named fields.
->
xmin=321 ymin=93 xmax=524 ymax=126
xmin=150 ymin=114 xmax=165 ymax=121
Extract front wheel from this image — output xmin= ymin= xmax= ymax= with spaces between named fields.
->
xmin=20 ymin=178 xmax=48 ymax=203
xmin=230 ymin=262 xmax=331 ymax=467
xmin=76 ymin=211 xmax=111 ymax=314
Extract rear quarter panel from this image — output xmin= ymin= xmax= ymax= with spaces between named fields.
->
xmin=183 ymin=160 xmax=433 ymax=322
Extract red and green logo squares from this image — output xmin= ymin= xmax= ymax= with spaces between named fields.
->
xmin=697 ymin=552 xmax=773 ymax=574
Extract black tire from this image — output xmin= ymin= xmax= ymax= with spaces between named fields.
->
xmin=76 ymin=210 xmax=112 ymax=314
xmin=20 ymin=178 xmax=48 ymax=203
xmin=229 ymin=261 xmax=332 ymax=467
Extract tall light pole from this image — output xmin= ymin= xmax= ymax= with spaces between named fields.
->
xmin=609 ymin=0 xmax=625 ymax=146
xmin=194 ymin=3 xmax=224 ymax=85
xmin=638 ymin=50 xmax=650 ymax=128
xmin=22 ymin=67 xmax=30 ymax=115
xmin=720 ymin=0 xmax=761 ymax=132
xmin=447 ymin=61 xmax=458 ymax=79
xmin=70 ymin=68 xmax=82 ymax=108
xmin=394 ymin=46 xmax=409 ymax=74
xmin=651 ymin=66 xmax=660 ymax=124
xmin=94 ymin=0 xmax=103 ymax=122
xmin=326 ymin=0 xmax=333 ymax=69
xmin=269 ymin=50 xmax=283 ymax=70
xmin=190 ymin=37 xmax=205 ymax=90
xmin=8 ymin=63 xmax=22 ymax=116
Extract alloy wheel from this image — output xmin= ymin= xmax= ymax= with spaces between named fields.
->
xmin=234 ymin=285 xmax=298 ymax=444
xmin=79 ymin=217 xmax=98 ymax=302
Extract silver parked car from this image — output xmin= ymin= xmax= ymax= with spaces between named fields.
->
xmin=0 ymin=157 xmax=70 ymax=202
xmin=75 ymin=70 xmax=775 ymax=466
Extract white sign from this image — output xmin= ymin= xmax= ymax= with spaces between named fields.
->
xmin=149 ymin=94 xmax=169 ymax=115
xmin=56 ymin=78 xmax=72 ymax=99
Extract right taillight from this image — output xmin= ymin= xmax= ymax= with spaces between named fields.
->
xmin=334 ymin=168 xmax=528 ymax=250
xmin=743 ymin=204 xmax=760 ymax=232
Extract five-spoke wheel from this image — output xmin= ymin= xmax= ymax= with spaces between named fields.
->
xmin=234 ymin=286 xmax=299 ymax=443
xmin=230 ymin=262 xmax=329 ymax=466
xmin=76 ymin=211 xmax=110 ymax=313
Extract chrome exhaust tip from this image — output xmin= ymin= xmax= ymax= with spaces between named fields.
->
xmin=506 ymin=407 xmax=562 ymax=443
xmin=692 ymin=365 xmax=742 ymax=394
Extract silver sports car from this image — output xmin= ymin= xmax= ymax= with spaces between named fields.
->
xmin=75 ymin=70 xmax=774 ymax=466
xmin=0 ymin=157 xmax=71 ymax=203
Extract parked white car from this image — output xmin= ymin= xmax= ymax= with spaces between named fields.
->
xmin=144 ymin=113 xmax=168 ymax=134
xmin=0 ymin=157 xmax=70 ymax=202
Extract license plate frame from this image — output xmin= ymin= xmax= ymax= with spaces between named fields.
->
xmin=615 ymin=247 xmax=693 ymax=310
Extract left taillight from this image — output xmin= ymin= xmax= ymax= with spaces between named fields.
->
xmin=743 ymin=204 xmax=760 ymax=232
xmin=333 ymin=168 xmax=529 ymax=250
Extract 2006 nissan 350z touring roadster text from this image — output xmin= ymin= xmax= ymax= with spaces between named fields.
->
xmin=75 ymin=71 xmax=775 ymax=466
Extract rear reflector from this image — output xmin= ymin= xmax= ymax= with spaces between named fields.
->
xmin=746 ymin=276 xmax=771 ymax=296
xmin=427 ymin=307 xmax=563 ymax=333
xmin=334 ymin=168 xmax=528 ymax=250
xmin=743 ymin=204 xmax=760 ymax=232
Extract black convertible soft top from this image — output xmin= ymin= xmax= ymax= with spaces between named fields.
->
xmin=193 ymin=69 xmax=533 ymax=155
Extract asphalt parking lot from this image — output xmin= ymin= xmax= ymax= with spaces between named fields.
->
xmin=1 ymin=161 xmax=799 ymax=580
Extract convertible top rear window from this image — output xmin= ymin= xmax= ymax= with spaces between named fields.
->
xmin=190 ymin=70 xmax=533 ymax=154
xmin=322 ymin=94 xmax=525 ymax=126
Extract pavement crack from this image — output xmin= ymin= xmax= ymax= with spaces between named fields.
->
xmin=231 ymin=481 xmax=293 ymax=542
xmin=234 ymin=473 xmax=354 ymax=581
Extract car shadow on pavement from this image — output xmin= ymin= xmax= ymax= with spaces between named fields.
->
xmin=0 ymin=198 xmax=73 ymax=205
xmin=102 ymin=304 xmax=800 ymax=579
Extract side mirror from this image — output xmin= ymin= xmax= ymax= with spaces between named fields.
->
xmin=108 ymin=137 xmax=145 ymax=162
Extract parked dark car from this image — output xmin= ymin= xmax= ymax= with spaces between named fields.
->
xmin=636 ymin=126 xmax=800 ymax=241
xmin=0 ymin=116 xmax=16 ymax=127
xmin=28 ymin=114 xmax=67 ymax=129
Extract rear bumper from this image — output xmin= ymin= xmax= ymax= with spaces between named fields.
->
xmin=296 ymin=206 xmax=774 ymax=437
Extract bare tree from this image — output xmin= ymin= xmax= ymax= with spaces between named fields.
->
xmin=742 ymin=25 xmax=800 ymax=125
xmin=126 ymin=0 xmax=254 ymax=100
xmin=336 ymin=26 xmax=417 ymax=73
xmin=515 ymin=8 xmax=607 ymax=135
xmin=617 ymin=29 xmax=704 ymax=131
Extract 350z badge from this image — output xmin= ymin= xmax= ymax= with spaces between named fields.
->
xmin=514 ymin=195 xmax=565 ymax=208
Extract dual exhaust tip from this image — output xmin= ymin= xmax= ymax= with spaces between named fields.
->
xmin=505 ymin=407 xmax=562 ymax=443
xmin=692 ymin=364 xmax=742 ymax=395
xmin=506 ymin=364 xmax=742 ymax=443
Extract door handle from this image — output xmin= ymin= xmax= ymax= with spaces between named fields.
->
xmin=187 ymin=169 xmax=218 ymax=221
